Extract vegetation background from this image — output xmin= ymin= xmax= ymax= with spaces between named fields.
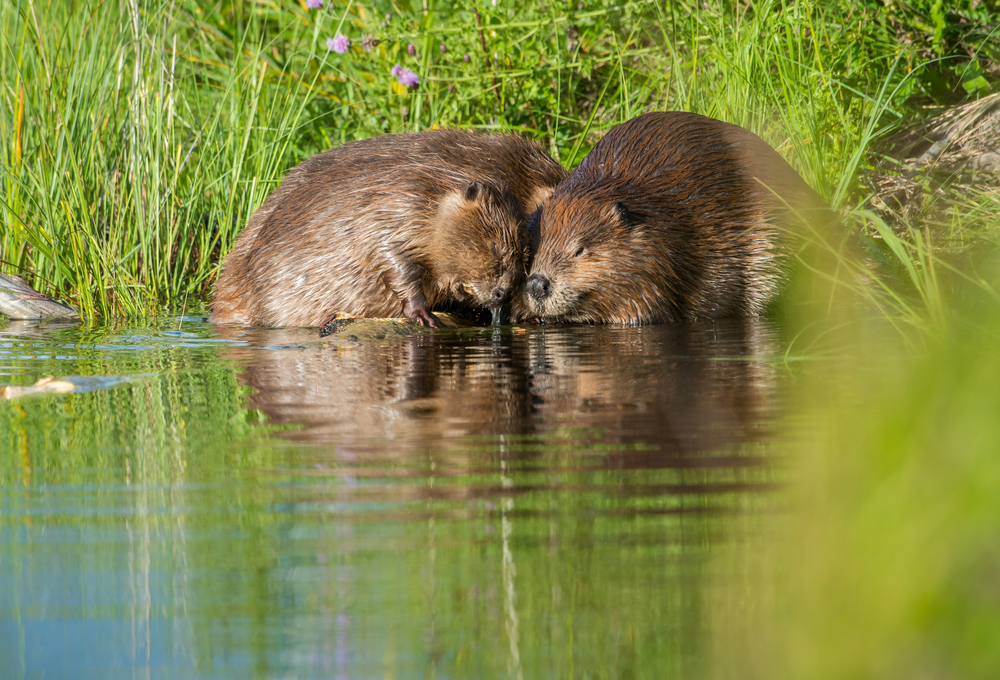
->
xmin=2 ymin=0 xmax=998 ymax=320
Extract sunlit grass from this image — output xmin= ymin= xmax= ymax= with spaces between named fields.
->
xmin=6 ymin=0 xmax=992 ymax=323
xmin=1 ymin=0 xmax=326 ymax=317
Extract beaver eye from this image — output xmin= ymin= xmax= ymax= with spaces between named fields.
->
xmin=615 ymin=201 xmax=630 ymax=224
xmin=573 ymin=246 xmax=585 ymax=258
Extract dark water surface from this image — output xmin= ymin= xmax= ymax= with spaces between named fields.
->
xmin=0 ymin=317 xmax=789 ymax=679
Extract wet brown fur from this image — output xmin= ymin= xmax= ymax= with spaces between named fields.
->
xmin=211 ymin=129 xmax=567 ymax=327
xmin=516 ymin=112 xmax=832 ymax=324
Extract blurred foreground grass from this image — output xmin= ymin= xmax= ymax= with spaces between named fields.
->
xmin=789 ymin=327 xmax=1000 ymax=678
xmin=712 ymin=263 xmax=1000 ymax=678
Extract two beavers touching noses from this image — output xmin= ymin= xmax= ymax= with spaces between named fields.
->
xmin=211 ymin=112 xmax=830 ymax=327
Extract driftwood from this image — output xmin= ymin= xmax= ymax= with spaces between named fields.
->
xmin=0 ymin=274 xmax=79 ymax=320
xmin=0 ymin=376 xmax=78 ymax=400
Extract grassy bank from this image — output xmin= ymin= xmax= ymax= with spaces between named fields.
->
xmin=2 ymin=0 xmax=997 ymax=320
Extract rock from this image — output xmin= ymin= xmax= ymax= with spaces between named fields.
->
xmin=0 ymin=274 xmax=79 ymax=320
xmin=964 ymin=152 xmax=1000 ymax=172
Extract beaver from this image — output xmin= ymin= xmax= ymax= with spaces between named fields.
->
xmin=210 ymin=129 xmax=567 ymax=328
xmin=515 ymin=111 xmax=833 ymax=324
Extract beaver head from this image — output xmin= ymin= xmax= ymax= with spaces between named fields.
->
xmin=429 ymin=180 xmax=530 ymax=321
xmin=519 ymin=194 xmax=696 ymax=324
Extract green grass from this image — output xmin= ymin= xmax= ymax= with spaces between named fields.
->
xmin=3 ymin=0 xmax=997 ymax=321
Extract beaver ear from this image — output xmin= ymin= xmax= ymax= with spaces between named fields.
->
xmin=614 ymin=201 xmax=632 ymax=226
xmin=464 ymin=181 xmax=484 ymax=202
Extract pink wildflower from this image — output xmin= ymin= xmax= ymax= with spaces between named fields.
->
xmin=397 ymin=68 xmax=419 ymax=88
xmin=327 ymin=34 xmax=351 ymax=54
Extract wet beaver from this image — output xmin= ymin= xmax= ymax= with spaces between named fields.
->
xmin=211 ymin=129 xmax=567 ymax=328
xmin=516 ymin=112 xmax=832 ymax=324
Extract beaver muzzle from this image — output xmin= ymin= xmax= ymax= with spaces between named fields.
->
xmin=526 ymin=273 xmax=551 ymax=302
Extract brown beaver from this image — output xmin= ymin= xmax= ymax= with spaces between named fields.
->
xmin=515 ymin=111 xmax=833 ymax=324
xmin=211 ymin=129 xmax=567 ymax=328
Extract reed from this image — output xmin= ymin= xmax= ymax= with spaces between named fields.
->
xmin=1 ymin=0 xmax=997 ymax=323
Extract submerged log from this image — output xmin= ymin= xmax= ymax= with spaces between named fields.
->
xmin=0 ymin=274 xmax=79 ymax=320
xmin=318 ymin=312 xmax=466 ymax=339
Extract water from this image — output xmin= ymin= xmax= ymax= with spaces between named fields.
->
xmin=0 ymin=317 xmax=789 ymax=679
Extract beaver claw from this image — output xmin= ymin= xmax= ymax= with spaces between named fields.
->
xmin=405 ymin=304 xmax=443 ymax=329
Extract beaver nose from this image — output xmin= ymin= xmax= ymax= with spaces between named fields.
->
xmin=492 ymin=286 xmax=508 ymax=303
xmin=526 ymin=274 xmax=551 ymax=301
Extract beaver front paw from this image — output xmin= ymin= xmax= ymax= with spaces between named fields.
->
xmin=404 ymin=301 xmax=443 ymax=328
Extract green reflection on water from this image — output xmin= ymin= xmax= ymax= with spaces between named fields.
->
xmin=0 ymin=319 xmax=781 ymax=679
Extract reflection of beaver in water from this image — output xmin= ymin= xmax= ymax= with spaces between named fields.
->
xmin=211 ymin=129 xmax=567 ymax=328
xmin=216 ymin=320 xmax=778 ymax=457
xmin=516 ymin=112 xmax=832 ymax=324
